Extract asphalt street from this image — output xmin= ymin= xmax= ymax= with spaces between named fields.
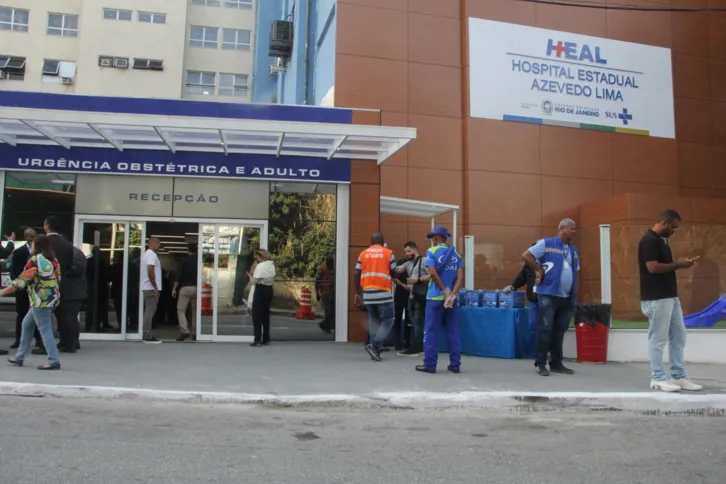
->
xmin=1 ymin=397 xmax=724 ymax=484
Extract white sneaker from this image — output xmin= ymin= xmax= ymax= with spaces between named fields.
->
xmin=673 ymin=378 xmax=703 ymax=391
xmin=649 ymin=380 xmax=681 ymax=392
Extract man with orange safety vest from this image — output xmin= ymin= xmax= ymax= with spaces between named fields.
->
xmin=354 ymin=233 xmax=397 ymax=362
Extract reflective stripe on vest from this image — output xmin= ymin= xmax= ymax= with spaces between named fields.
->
xmin=360 ymin=245 xmax=393 ymax=292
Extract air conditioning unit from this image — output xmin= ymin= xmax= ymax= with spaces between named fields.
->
xmin=61 ymin=77 xmax=73 ymax=85
xmin=114 ymin=58 xmax=129 ymax=69
xmin=99 ymin=57 xmax=113 ymax=67
xmin=269 ymin=56 xmax=287 ymax=75
xmin=269 ymin=20 xmax=293 ymax=58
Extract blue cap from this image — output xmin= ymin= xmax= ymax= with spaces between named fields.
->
xmin=427 ymin=226 xmax=452 ymax=239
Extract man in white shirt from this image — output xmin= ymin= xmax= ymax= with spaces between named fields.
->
xmin=141 ymin=237 xmax=162 ymax=343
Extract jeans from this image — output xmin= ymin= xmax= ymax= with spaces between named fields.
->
xmin=641 ymin=297 xmax=687 ymax=381
xmin=321 ymin=294 xmax=335 ymax=331
xmin=534 ymin=294 xmax=574 ymax=367
xmin=15 ymin=307 xmax=59 ymax=365
xmin=365 ymin=302 xmax=395 ymax=349
xmin=143 ymin=290 xmax=159 ymax=337
xmin=407 ymin=298 xmax=426 ymax=353
xmin=423 ymin=299 xmax=461 ymax=370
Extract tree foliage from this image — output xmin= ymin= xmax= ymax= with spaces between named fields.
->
xmin=267 ymin=192 xmax=336 ymax=280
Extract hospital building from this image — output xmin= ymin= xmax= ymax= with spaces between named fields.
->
xmin=0 ymin=0 xmax=725 ymax=361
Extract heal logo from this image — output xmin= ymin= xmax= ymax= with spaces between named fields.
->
xmin=546 ymin=39 xmax=607 ymax=65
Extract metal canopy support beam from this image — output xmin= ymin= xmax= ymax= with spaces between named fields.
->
xmin=218 ymin=129 xmax=228 ymax=156
xmin=327 ymin=135 xmax=347 ymax=160
xmin=0 ymin=133 xmax=17 ymax=146
xmin=89 ymin=124 xmax=123 ymax=151
xmin=154 ymin=126 xmax=176 ymax=153
xmin=21 ymin=120 xmax=70 ymax=149
xmin=275 ymin=133 xmax=285 ymax=157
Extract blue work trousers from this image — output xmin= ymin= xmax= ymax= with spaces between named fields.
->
xmin=423 ymin=299 xmax=461 ymax=370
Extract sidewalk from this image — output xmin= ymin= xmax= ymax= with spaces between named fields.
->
xmin=1 ymin=341 xmax=726 ymax=413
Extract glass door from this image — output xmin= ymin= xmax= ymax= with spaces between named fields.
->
xmin=195 ymin=223 xmax=265 ymax=342
xmin=75 ymin=219 xmax=143 ymax=341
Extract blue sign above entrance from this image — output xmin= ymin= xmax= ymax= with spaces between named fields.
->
xmin=0 ymin=145 xmax=351 ymax=183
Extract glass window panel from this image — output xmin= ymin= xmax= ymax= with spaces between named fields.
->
xmin=48 ymin=14 xmax=63 ymax=28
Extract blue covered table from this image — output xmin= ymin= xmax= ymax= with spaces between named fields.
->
xmin=437 ymin=306 xmax=535 ymax=359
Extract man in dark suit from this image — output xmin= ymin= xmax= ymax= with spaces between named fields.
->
xmin=10 ymin=228 xmax=43 ymax=350
xmin=42 ymin=215 xmax=80 ymax=353
xmin=0 ymin=231 xmax=17 ymax=355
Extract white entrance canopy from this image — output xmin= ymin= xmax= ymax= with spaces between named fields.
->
xmin=0 ymin=107 xmax=416 ymax=165
xmin=380 ymin=196 xmax=459 ymax=243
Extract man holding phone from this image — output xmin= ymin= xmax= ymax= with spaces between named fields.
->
xmin=638 ymin=209 xmax=702 ymax=392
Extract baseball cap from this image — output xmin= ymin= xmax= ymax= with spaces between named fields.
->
xmin=426 ymin=226 xmax=452 ymax=239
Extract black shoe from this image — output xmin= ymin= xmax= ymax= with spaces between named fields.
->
xmin=143 ymin=336 xmax=161 ymax=344
xmin=32 ymin=347 xmax=48 ymax=355
xmin=535 ymin=365 xmax=550 ymax=376
xmin=0 ymin=349 xmax=8 ymax=355
xmin=415 ymin=365 xmax=436 ymax=374
xmin=59 ymin=346 xmax=76 ymax=354
xmin=75 ymin=341 xmax=81 ymax=350
xmin=364 ymin=344 xmax=382 ymax=362
xmin=397 ymin=349 xmax=420 ymax=357
xmin=550 ymin=364 xmax=575 ymax=375
xmin=176 ymin=333 xmax=190 ymax=342
xmin=447 ymin=365 xmax=460 ymax=374
xmin=10 ymin=341 xmax=19 ymax=349
xmin=379 ymin=347 xmax=391 ymax=353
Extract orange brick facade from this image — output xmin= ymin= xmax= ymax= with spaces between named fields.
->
xmin=339 ymin=0 xmax=726 ymax=338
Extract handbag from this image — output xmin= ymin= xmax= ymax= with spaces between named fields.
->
xmin=411 ymin=256 xmax=428 ymax=303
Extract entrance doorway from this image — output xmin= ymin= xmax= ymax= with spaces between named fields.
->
xmin=74 ymin=216 xmax=268 ymax=343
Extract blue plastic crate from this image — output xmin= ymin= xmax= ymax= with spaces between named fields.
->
xmin=479 ymin=290 xmax=499 ymax=308
xmin=499 ymin=290 xmax=526 ymax=309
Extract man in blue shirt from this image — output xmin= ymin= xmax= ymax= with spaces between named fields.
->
xmin=522 ymin=218 xmax=579 ymax=376
xmin=416 ymin=226 xmax=464 ymax=374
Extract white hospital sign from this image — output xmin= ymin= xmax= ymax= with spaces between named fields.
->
xmin=468 ymin=18 xmax=675 ymax=138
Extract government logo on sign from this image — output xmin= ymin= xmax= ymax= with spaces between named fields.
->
xmin=618 ymin=108 xmax=633 ymax=126
xmin=541 ymin=100 xmax=554 ymax=115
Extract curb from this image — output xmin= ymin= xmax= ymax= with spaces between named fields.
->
xmin=2 ymin=382 xmax=726 ymax=415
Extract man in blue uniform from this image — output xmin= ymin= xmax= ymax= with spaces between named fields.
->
xmin=522 ymin=218 xmax=579 ymax=376
xmin=416 ymin=226 xmax=464 ymax=374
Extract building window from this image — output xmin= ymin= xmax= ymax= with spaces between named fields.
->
xmin=138 ymin=12 xmax=166 ymax=24
xmin=98 ymin=56 xmax=129 ymax=69
xmin=47 ymin=13 xmax=78 ymax=37
xmin=224 ymin=0 xmax=253 ymax=8
xmin=133 ymin=58 xmax=164 ymax=71
xmin=103 ymin=8 xmax=132 ymax=21
xmin=189 ymin=26 xmax=218 ymax=49
xmin=222 ymin=28 xmax=251 ymax=51
xmin=0 ymin=6 xmax=29 ymax=32
xmin=0 ymin=55 xmax=26 ymax=80
xmin=185 ymin=71 xmax=216 ymax=95
xmin=190 ymin=0 xmax=221 ymax=6
xmin=42 ymin=59 xmax=61 ymax=76
xmin=219 ymin=73 xmax=248 ymax=97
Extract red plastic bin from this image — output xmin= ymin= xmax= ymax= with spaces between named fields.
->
xmin=575 ymin=321 xmax=609 ymax=364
